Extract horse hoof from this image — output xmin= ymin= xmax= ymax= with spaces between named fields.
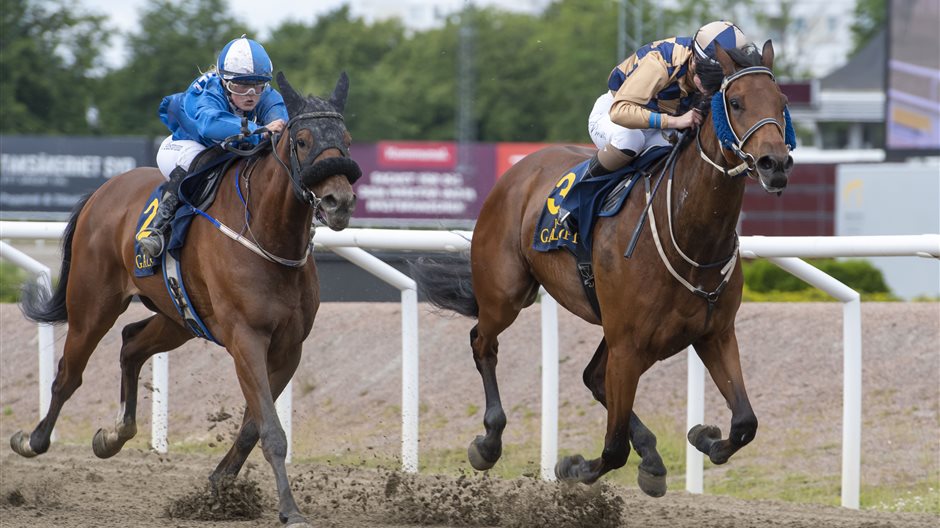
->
xmin=10 ymin=431 xmax=37 ymax=458
xmin=554 ymin=454 xmax=588 ymax=482
xmin=637 ymin=467 xmax=667 ymax=498
xmin=92 ymin=428 xmax=121 ymax=459
xmin=687 ymin=424 xmax=721 ymax=446
xmin=467 ymin=436 xmax=499 ymax=471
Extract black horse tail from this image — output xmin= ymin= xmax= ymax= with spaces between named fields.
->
xmin=20 ymin=194 xmax=91 ymax=324
xmin=410 ymin=253 xmax=479 ymax=318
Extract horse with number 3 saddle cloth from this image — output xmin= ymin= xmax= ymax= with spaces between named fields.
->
xmin=532 ymin=145 xmax=671 ymax=316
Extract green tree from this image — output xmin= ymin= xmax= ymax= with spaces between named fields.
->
xmin=265 ymin=7 xmax=406 ymax=142
xmin=849 ymin=0 xmax=887 ymax=55
xmin=94 ymin=0 xmax=249 ymax=136
xmin=0 ymin=0 xmax=109 ymax=134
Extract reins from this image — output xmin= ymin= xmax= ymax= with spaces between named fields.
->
xmin=625 ymin=65 xmax=791 ymax=323
xmin=194 ymin=111 xmax=356 ymax=268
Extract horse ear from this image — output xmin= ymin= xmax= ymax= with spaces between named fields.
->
xmin=714 ymin=44 xmax=736 ymax=76
xmin=761 ymin=40 xmax=775 ymax=70
xmin=276 ymin=71 xmax=306 ymax=115
xmin=329 ymin=72 xmax=349 ymax=114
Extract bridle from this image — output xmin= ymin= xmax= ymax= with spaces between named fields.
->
xmin=271 ymin=110 xmax=361 ymax=209
xmin=634 ymin=66 xmax=794 ymax=324
xmin=214 ymin=110 xmax=361 ymax=268
xmin=696 ymin=66 xmax=796 ymax=177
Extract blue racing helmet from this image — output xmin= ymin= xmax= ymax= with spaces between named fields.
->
xmin=693 ymin=21 xmax=747 ymax=62
xmin=216 ymin=36 xmax=273 ymax=83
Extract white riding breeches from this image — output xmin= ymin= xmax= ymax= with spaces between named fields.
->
xmin=155 ymin=135 xmax=207 ymax=180
xmin=587 ymin=92 xmax=674 ymax=154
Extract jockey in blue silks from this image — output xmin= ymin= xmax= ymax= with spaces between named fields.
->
xmin=140 ymin=36 xmax=290 ymax=258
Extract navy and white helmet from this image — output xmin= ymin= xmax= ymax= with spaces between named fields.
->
xmin=216 ymin=36 xmax=273 ymax=83
xmin=693 ymin=21 xmax=747 ymax=62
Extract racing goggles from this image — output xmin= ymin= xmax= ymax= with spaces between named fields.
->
xmin=225 ymin=80 xmax=268 ymax=96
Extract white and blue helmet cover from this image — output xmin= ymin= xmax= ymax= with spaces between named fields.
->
xmin=216 ymin=37 xmax=273 ymax=83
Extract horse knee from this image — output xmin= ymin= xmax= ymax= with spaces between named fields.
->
xmin=730 ymin=416 xmax=758 ymax=447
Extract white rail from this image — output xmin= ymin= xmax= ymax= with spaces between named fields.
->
xmin=2 ymin=222 xmax=938 ymax=509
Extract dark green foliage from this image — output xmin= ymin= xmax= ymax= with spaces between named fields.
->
xmin=0 ymin=0 xmax=109 ymax=134
xmin=743 ymin=258 xmax=891 ymax=294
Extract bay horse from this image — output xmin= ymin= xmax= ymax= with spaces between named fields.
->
xmin=11 ymin=72 xmax=359 ymax=527
xmin=412 ymin=42 xmax=793 ymax=495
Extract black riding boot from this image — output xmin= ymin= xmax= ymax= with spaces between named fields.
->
xmin=138 ymin=166 xmax=186 ymax=258
xmin=583 ymin=153 xmax=611 ymax=179
xmin=584 ymin=144 xmax=636 ymax=179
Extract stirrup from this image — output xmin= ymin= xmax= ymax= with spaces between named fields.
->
xmin=138 ymin=231 xmax=166 ymax=258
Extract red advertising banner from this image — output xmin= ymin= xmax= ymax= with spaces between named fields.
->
xmin=494 ymin=142 xmax=552 ymax=179
xmin=352 ymin=141 xmax=495 ymax=225
xmin=377 ymin=141 xmax=457 ymax=169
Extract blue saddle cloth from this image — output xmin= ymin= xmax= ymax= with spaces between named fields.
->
xmin=132 ymin=153 xmax=237 ymax=277
xmin=532 ymin=146 xmax=671 ymax=253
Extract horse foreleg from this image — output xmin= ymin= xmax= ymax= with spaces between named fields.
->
xmin=581 ymin=339 xmax=666 ymax=496
xmin=467 ymin=323 xmax=507 ymax=471
xmin=230 ymin=336 xmax=308 ymax=527
xmin=210 ymin=347 xmax=299 ymax=487
xmin=688 ymin=330 xmax=758 ymax=465
xmin=93 ymin=314 xmax=191 ymax=458
xmin=558 ymin=343 xmax=643 ymax=485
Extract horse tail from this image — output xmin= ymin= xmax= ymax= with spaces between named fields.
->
xmin=20 ymin=194 xmax=90 ymax=324
xmin=410 ymin=253 xmax=479 ymax=318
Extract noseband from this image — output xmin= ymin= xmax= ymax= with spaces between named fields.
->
xmin=698 ymin=66 xmax=797 ymax=177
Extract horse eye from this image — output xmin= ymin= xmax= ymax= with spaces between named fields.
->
xmin=297 ymin=139 xmax=307 ymax=149
xmin=729 ymin=98 xmax=741 ymax=110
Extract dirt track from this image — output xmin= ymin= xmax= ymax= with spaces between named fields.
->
xmin=2 ymin=444 xmax=937 ymax=528
xmin=1 ymin=302 xmax=938 ymax=527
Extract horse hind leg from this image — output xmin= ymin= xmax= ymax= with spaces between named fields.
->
xmin=687 ymin=331 xmax=758 ymax=465
xmin=10 ymin=297 xmax=129 ymax=458
xmin=466 ymin=277 xmax=538 ymax=472
xmin=92 ymin=314 xmax=192 ymax=458
xmin=581 ymin=339 xmax=667 ymax=497
xmin=466 ymin=323 xmax=507 ymax=471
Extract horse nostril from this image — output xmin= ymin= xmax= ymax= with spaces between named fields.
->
xmin=784 ymin=155 xmax=794 ymax=171
xmin=757 ymin=156 xmax=775 ymax=172
xmin=321 ymin=195 xmax=338 ymax=210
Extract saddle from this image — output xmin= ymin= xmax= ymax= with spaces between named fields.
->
xmin=131 ymin=146 xmax=249 ymax=344
xmin=532 ymin=145 xmax=672 ymax=318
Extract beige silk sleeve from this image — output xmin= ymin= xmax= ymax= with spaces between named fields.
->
xmin=608 ymin=53 xmax=672 ymax=129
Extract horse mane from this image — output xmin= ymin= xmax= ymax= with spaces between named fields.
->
xmin=695 ymin=44 xmax=764 ymax=97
